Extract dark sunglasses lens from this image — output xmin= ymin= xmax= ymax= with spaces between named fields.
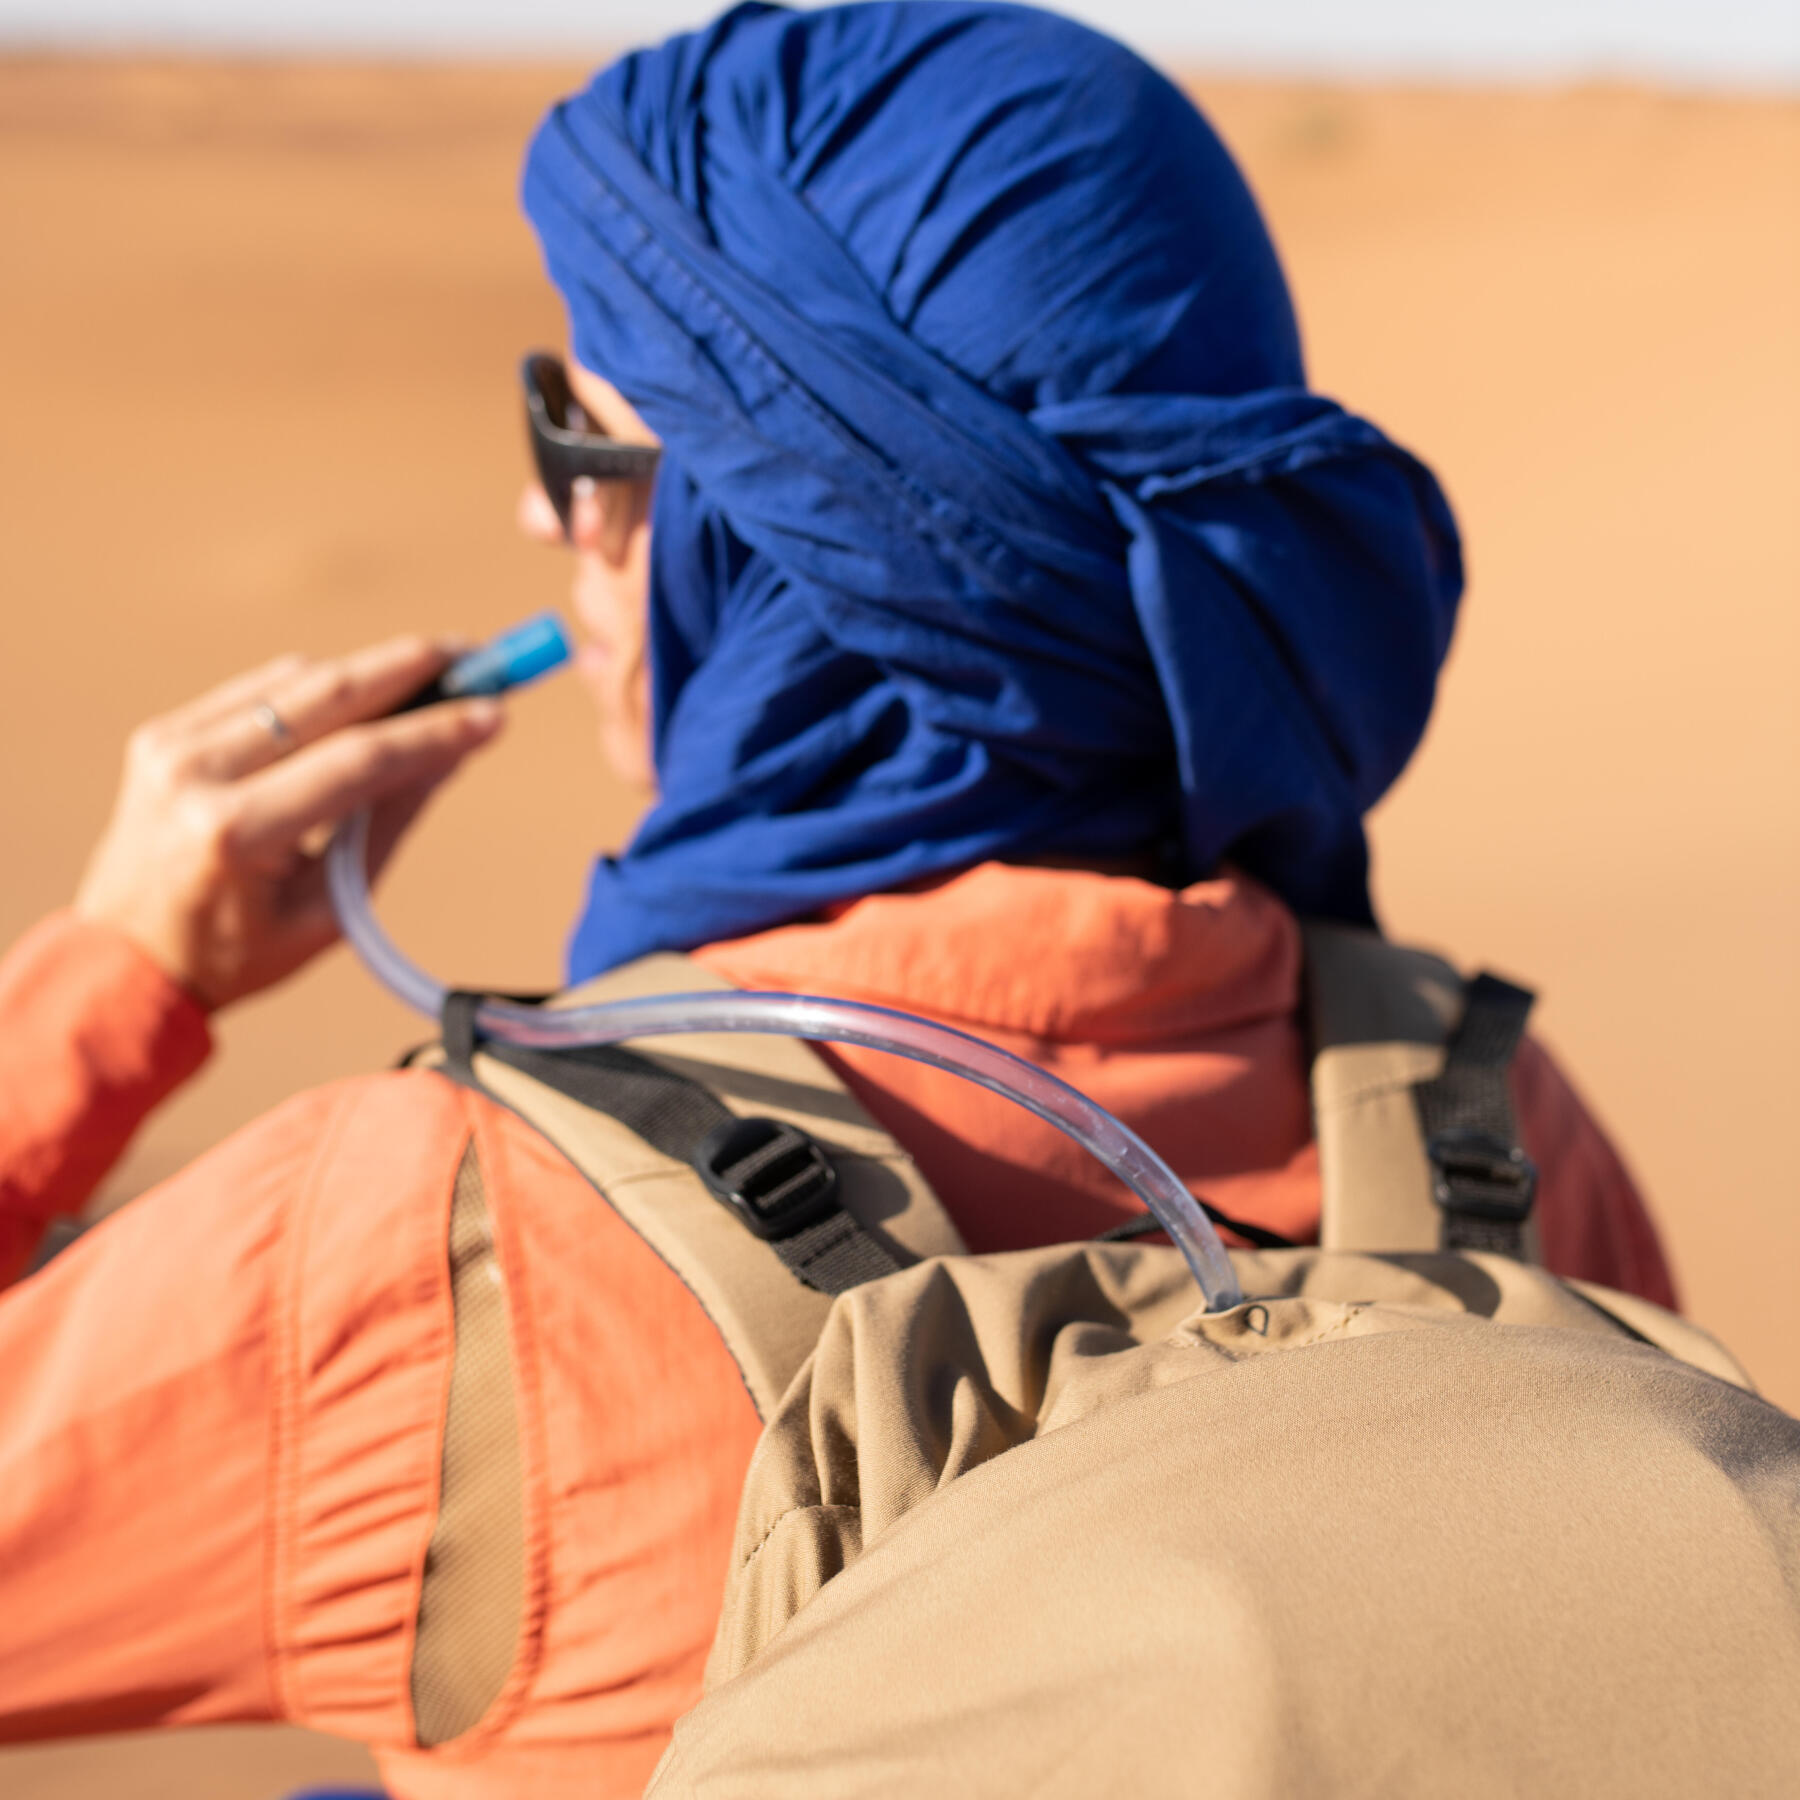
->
xmin=526 ymin=353 xmax=573 ymax=429
xmin=521 ymin=350 xmax=660 ymax=539
xmin=523 ymin=355 xmax=576 ymax=533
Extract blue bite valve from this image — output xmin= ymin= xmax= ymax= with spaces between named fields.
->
xmin=398 ymin=612 xmax=573 ymax=712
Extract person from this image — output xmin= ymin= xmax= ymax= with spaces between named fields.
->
xmin=0 ymin=6 xmax=1675 ymax=1795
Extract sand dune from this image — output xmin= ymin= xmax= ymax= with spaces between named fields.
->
xmin=0 ymin=58 xmax=1794 ymax=1795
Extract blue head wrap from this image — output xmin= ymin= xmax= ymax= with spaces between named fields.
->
xmin=522 ymin=1 xmax=1462 ymax=980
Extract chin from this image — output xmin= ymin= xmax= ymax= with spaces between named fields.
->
xmin=597 ymin=724 xmax=655 ymax=794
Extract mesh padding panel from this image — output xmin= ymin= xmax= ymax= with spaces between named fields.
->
xmin=410 ymin=1140 xmax=525 ymax=1746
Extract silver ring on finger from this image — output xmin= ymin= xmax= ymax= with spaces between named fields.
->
xmin=252 ymin=700 xmax=294 ymax=748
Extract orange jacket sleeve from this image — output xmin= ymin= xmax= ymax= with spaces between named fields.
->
xmin=0 ymin=911 xmax=212 ymax=1288
xmin=0 ymin=1064 xmax=759 ymax=1794
xmin=1513 ymin=1035 xmax=1677 ymax=1311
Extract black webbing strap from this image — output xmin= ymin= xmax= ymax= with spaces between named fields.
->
xmin=751 ymin=1205 xmax=908 ymax=1293
xmin=1413 ymin=973 xmax=1539 ymax=1257
xmin=1096 ymin=1201 xmax=1297 ymax=1252
xmin=437 ymin=994 xmax=904 ymax=1297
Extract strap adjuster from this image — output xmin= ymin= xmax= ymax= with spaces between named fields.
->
xmin=696 ymin=1116 xmax=840 ymax=1241
xmin=1427 ymin=1127 xmax=1539 ymax=1223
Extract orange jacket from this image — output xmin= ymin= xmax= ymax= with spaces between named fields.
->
xmin=0 ymin=869 xmax=1673 ymax=1795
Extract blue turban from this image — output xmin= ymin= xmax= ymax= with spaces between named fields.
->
xmin=522 ymin=1 xmax=1462 ymax=980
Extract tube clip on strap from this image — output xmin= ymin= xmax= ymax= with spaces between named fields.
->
xmin=1415 ymin=973 xmax=1539 ymax=1258
xmin=440 ymin=987 xmax=553 ymax=1084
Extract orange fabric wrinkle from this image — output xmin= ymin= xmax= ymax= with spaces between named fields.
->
xmin=270 ymin=1073 xmax=469 ymax=1744
xmin=714 ymin=862 xmax=1304 ymax=1042
xmin=0 ymin=1087 xmax=306 ymax=1739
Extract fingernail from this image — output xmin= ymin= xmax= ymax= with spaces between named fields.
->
xmin=463 ymin=698 xmax=504 ymax=731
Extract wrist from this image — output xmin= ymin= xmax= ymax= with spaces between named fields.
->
xmin=10 ymin=908 xmax=215 ymax=1082
xmin=71 ymin=889 xmax=215 ymax=1015
xmin=0 ymin=911 xmax=214 ymax=1236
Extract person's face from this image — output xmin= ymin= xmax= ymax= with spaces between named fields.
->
xmin=517 ymin=358 xmax=660 ymax=792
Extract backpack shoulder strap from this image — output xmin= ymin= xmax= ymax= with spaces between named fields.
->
xmin=419 ymin=954 xmax=966 ymax=1419
xmin=1301 ymin=922 xmax=1539 ymax=1258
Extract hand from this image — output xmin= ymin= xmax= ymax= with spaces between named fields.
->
xmin=74 ymin=636 xmax=504 ymax=1012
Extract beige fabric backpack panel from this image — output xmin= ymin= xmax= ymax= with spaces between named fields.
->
xmin=704 ymin=1242 xmax=1763 ymax=1694
xmin=651 ymin=1243 xmax=1800 ymax=1800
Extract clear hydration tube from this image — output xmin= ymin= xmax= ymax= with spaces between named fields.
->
xmin=326 ymin=808 xmax=1243 ymax=1311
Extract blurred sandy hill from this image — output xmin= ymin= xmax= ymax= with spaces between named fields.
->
xmin=0 ymin=55 xmax=1795 ymax=1797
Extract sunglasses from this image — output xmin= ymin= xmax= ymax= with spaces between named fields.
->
xmin=521 ymin=351 xmax=661 ymax=536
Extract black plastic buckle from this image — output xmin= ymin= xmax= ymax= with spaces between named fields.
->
xmin=695 ymin=1116 xmax=840 ymax=1242
xmin=1427 ymin=1128 xmax=1539 ymax=1223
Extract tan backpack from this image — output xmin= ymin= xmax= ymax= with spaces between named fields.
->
xmin=415 ymin=927 xmax=1800 ymax=1796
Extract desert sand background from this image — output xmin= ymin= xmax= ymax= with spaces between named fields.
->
xmin=1 ymin=57 xmax=1795 ymax=1796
